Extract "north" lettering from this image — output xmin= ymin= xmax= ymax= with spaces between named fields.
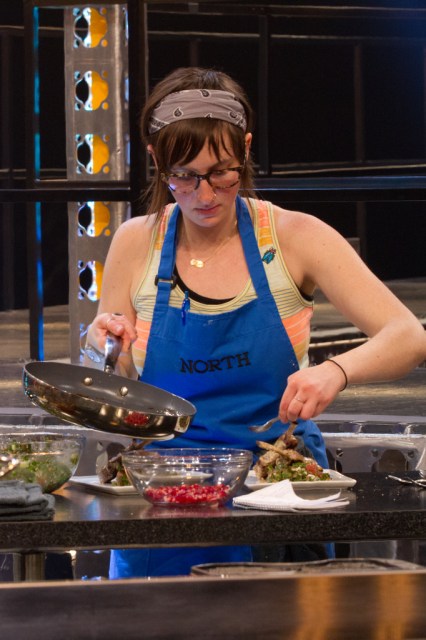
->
xmin=180 ymin=352 xmax=251 ymax=374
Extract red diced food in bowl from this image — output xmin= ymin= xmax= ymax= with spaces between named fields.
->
xmin=122 ymin=448 xmax=252 ymax=508
xmin=145 ymin=483 xmax=231 ymax=506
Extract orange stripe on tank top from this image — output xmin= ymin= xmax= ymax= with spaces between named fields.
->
xmin=282 ymin=307 xmax=312 ymax=345
xmin=135 ymin=318 xmax=151 ymax=351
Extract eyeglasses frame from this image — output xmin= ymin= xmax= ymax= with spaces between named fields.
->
xmin=160 ymin=165 xmax=245 ymax=193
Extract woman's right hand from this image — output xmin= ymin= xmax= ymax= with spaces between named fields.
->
xmin=87 ymin=312 xmax=138 ymax=354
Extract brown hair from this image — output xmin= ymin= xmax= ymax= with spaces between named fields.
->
xmin=140 ymin=67 xmax=256 ymax=216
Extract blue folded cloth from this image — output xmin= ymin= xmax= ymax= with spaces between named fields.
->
xmin=0 ymin=481 xmax=55 ymax=520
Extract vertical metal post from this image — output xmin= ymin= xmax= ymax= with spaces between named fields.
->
xmin=354 ymin=43 xmax=365 ymax=163
xmin=353 ymin=42 xmax=367 ymax=262
xmin=12 ymin=552 xmax=46 ymax=582
xmin=187 ymin=2 xmax=200 ymax=68
xmin=24 ymin=2 xmax=44 ymax=360
xmin=257 ymin=15 xmax=270 ymax=176
xmin=0 ymin=32 xmax=15 ymax=310
xmin=424 ymin=46 xmax=426 ymax=158
xmin=64 ymin=5 xmax=132 ymax=362
xmin=127 ymin=0 xmax=149 ymax=195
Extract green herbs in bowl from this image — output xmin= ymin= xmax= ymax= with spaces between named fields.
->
xmin=0 ymin=433 xmax=84 ymax=493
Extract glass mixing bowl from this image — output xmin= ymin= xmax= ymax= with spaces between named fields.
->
xmin=122 ymin=447 xmax=253 ymax=507
xmin=0 ymin=432 xmax=84 ymax=493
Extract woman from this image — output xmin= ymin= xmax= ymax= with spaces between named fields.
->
xmin=84 ymin=67 xmax=426 ymax=577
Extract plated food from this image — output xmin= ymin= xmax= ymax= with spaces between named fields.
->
xmin=98 ymin=438 xmax=151 ymax=486
xmin=254 ymin=430 xmax=330 ymax=483
xmin=245 ymin=469 xmax=356 ymax=492
xmin=97 ymin=423 xmax=332 ymax=500
xmin=70 ymin=475 xmax=138 ymax=495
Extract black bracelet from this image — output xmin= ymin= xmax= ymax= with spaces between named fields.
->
xmin=324 ymin=358 xmax=348 ymax=391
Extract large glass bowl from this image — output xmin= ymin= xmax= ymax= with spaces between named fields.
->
xmin=122 ymin=447 xmax=253 ymax=507
xmin=0 ymin=432 xmax=84 ymax=493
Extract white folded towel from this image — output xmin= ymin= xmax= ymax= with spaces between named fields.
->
xmin=233 ymin=479 xmax=349 ymax=511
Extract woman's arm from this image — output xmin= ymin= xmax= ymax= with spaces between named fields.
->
xmin=274 ymin=207 xmax=426 ymax=422
xmin=83 ymin=215 xmax=155 ymax=379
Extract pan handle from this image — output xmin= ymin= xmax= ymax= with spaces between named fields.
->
xmin=104 ymin=333 xmax=123 ymax=374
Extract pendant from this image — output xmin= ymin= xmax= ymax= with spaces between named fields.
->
xmin=190 ymin=258 xmax=204 ymax=268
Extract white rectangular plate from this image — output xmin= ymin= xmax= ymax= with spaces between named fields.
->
xmin=69 ymin=475 xmax=137 ymax=495
xmin=245 ymin=469 xmax=356 ymax=492
xmin=69 ymin=472 xmax=213 ymax=495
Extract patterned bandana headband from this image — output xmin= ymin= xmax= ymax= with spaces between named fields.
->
xmin=148 ymin=89 xmax=247 ymax=134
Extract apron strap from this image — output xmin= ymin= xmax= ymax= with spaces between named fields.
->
xmin=236 ymin=197 xmax=276 ymax=300
xmin=154 ymin=204 xmax=180 ymax=308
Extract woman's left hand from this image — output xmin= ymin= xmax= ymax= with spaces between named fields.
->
xmin=279 ymin=360 xmax=347 ymax=423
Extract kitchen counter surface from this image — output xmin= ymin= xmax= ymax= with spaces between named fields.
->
xmin=0 ymin=471 xmax=425 ymax=553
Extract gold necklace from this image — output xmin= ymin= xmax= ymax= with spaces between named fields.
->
xmin=184 ymin=221 xmax=238 ymax=269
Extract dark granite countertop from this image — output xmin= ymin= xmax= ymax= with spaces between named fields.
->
xmin=0 ymin=472 xmax=425 ymax=553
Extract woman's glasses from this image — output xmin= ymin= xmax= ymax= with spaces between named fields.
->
xmin=161 ymin=166 xmax=244 ymax=194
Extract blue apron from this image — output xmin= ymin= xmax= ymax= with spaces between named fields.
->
xmin=109 ymin=197 xmax=328 ymax=578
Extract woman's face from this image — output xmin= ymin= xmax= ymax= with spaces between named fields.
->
xmin=165 ymin=133 xmax=251 ymax=229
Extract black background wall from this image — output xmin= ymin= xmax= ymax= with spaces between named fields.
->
xmin=1 ymin=2 xmax=425 ymax=311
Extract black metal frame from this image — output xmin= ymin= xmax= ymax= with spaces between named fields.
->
xmin=9 ymin=0 xmax=425 ymax=202
xmin=1 ymin=0 xmax=426 ymax=358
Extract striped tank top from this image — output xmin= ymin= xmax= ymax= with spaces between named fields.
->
xmin=132 ymin=198 xmax=313 ymax=376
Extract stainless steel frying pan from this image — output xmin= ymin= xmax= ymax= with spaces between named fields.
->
xmin=22 ymin=335 xmax=196 ymax=440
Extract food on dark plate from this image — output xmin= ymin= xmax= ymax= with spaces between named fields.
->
xmin=254 ymin=430 xmax=330 ymax=483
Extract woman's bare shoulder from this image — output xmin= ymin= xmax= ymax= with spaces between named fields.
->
xmin=116 ymin=212 xmax=158 ymax=236
xmin=270 ymin=202 xmax=360 ymax=294
xmin=101 ymin=213 xmax=160 ymax=301
xmin=271 ymin=203 xmax=349 ymax=250
xmin=110 ymin=213 xmax=158 ymax=253
xmin=272 ymin=203 xmax=327 ymax=232
xmin=101 ymin=214 xmax=159 ymax=285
